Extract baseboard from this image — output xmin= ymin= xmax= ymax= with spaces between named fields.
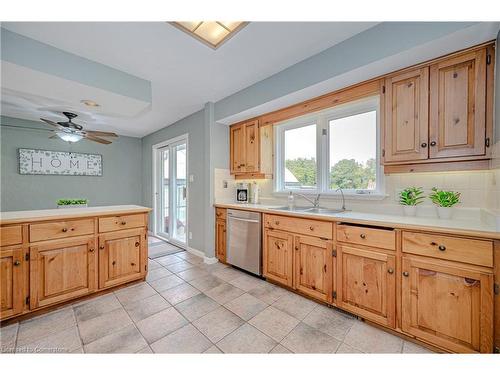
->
xmin=187 ymin=246 xmax=218 ymax=264
xmin=203 ymin=256 xmax=219 ymax=265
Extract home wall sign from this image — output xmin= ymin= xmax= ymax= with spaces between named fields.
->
xmin=19 ymin=148 xmax=103 ymax=176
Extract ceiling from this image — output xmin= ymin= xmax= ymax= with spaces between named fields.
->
xmin=0 ymin=22 xmax=377 ymax=137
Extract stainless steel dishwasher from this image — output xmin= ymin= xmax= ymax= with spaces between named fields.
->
xmin=226 ymin=209 xmax=262 ymax=276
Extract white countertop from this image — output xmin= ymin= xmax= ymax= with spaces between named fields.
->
xmin=0 ymin=205 xmax=152 ymax=224
xmin=215 ymin=202 xmax=500 ymax=239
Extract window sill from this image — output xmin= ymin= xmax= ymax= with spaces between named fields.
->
xmin=273 ymin=191 xmax=388 ymax=201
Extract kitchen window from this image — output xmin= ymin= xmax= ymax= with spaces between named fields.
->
xmin=274 ymin=96 xmax=383 ymax=197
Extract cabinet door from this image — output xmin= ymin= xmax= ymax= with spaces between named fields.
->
xmin=230 ymin=124 xmax=246 ymax=174
xmin=384 ymin=67 xmax=429 ymax=162
xmin=293 ymin=235 xmax=333 ymax=303
xmin=402 ymin=256 xmax=493 ymax=353
xmin=244 ymin=120 xmax=259 ymax=173
xmin=429 ymin=48 xmax=487 ymax=158
xmin=263 ymin=229 xmax=294 ymax=287
xmin=99 ymin=228 xmax=146 ymax=289
xmin=30 ymin=237 xmax=97 ymax=309
xmin=1 ymin=247 xmax=25 ymax=319
xmin=337 ymin=245 xmax=396 ymax=328
xmin=215 ymin=219 xmax=226 ymax=263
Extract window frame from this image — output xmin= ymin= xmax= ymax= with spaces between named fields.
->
xmin=274 ymin=95 xmax=384 ymax=199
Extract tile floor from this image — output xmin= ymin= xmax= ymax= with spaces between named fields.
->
xmin=0 ymin=240 xmax=433 ymax=354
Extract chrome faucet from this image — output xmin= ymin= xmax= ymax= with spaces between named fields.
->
xmin=335 ymin=188 xmax=346 ymax=211
xmin=294 ymin=193 xmax=321 ymax=208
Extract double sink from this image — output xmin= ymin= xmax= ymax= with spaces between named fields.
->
xmin=272 ymin=206 xmax=347 ymax=215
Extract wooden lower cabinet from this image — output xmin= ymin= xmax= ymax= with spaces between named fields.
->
xmin=1 ymin=247 xmax=26 ymax=319
xmin=401 ymin=256 xmax=493 ymax=353
xmin=215 ymin=218 xmax=226 ymax=263
xmin=98 ymin=228 xmax=146 ymax=289
xmin=263 ymin=229 xmax=294 ymax=287
xmin=294 ymin=235 xmax=333 ymax=303
xmin=337 ymin=245 xmax=396 ymax=328
xmin=30 ymin=236 xmax=97 ymax=309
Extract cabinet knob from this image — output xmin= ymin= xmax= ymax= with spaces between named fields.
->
xmin=131 ymin=263 xmax=135 ymax=266
xmin=438 ymin=245 xmax=446 ymax=251
xmin=135 ymin=242 xmax=140 ymax=247
xmin=121 ymin=221 xmax=127 ymax=225
xmin=309 ymin=226 xmax=314 ymax=231
xmin=402 ymin=271 xmax=409 ymax=277
xmin=275 ymin=221 xmax=280 ymax=225
xmin=295 ymin=246 xmax=299 ymax=251
xmin=387 ymin=268 xmax=394 ymax=274
xmin=89 ymin=248 xmax=95 ymax=253
xmin=360 ymin=233 xmax=366 ymax=239
xmin=99 ymin=245 xmax=105 ymax=250
xmin=62 ymin=227 xmax=68 ymax=232
xmin=14 ymin=260 xmax=21 ymax=266
xmin=430 ymin=141 xmax=437 ymax=147
xmin=421 ymin=142 xmax=427 ymax=148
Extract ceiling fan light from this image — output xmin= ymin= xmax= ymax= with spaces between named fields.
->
xmin=56 ymin=132 xmax=83 ymax=143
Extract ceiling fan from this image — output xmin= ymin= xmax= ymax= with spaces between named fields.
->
xmin=40 ymin=112 xmax=118 ymax=144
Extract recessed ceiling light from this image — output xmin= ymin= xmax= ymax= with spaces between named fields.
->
xmin=81 ymin=99 xmax=100 ymax=107
xmin=171 ymin=21 xmax=248 ymax=49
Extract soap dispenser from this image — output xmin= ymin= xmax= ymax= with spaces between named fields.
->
xmin=287 ymin=191 xmax=295 ymax=210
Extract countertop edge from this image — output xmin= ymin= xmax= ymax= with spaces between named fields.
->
xmin=0 ymin=205 xmax=153 ymax=225
xmin=214 ymin=203 xmax=500 ymax=240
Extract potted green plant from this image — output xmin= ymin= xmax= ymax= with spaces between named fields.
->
xmin=399 ymin=187 xmax=425 ymax=216
xmin=429 ymin=188 xmax=460 ymax=219
xmin=57 ymin=199 xmax=88 ymax=209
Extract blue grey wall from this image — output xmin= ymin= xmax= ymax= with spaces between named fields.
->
xmin=0 ymin=116 xmax=142 ymax=211
xmin=141 ymin=109 xmax=207 ymax=252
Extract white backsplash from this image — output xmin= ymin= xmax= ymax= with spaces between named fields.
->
xmin=214 ymin=167 xmax=500 ymax=216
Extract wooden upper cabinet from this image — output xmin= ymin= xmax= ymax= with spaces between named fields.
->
xmin=401 ymin=256 xmax=493 ymax=353
xmin=429 ymin=48 xmax=487 ymax=159
xmin=263 ymin=228 xmax=294 ymax=287
xmin=98 ymin=228 xmax=146 ymax=289
xmin=293 ymin=235 xmax=333 ymax=303
xmin=230 ymin=124 xmax=246 ymax=174
xmin=337 ymin=245 xmax=396 ymax=328
xmin=244 ymin=120 xmax=259 ymax=173
xmin=383 ymin=67 xmax=429 ymax=162
xmin=30 ymin=236 xmax=97 ymax=309
xmin=1 ymin=247 xmax=25 ymax=319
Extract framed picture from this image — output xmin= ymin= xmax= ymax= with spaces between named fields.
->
xmin=18 ymin=148 xmax=103 ymax=176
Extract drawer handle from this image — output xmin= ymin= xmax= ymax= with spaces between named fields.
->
xmin=135 ymin=242 xmax=140 ymax=247
xmin=121 ymin=221 xmax=127 ymax=225
xmin=360 ymin=233 xmax=366 ymax=239
xmin=387 ymin=268 xmax=394 ymax=274
xmin=14 ymin=260 xmax=21 ymax=266
xmin=402 ymin=271 xmax=409 ymax=277
xmin=62 ymin=227 xmax=68 ymax=232
xmin=438 ymin=245 xmax=446 ymax=251
xmin=99 ymin=245 xmax=105 ymax=250
xmin=89 ymin=248 xmax=95 ymax=253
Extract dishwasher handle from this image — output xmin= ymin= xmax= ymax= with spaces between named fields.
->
xmin=228 ymin=216 xmax=260 ymax=224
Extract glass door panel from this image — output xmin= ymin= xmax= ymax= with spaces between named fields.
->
xmin=172 ymin=143 xmax=187 ymax=244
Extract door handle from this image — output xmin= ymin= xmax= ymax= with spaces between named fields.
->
xmin=229 ymin=217 xmax=260 ymax=224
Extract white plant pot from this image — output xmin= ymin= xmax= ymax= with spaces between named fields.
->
xmin=58 ymin=204 xmax=88 ymax=209
xmin=437 ymin=206 xmax=453 ymax=220
xmin=402 ymin=206 xmax=417 ymax=217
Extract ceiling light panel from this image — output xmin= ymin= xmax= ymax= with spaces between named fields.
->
xmin=172 ymin=21 xmax=247 ymax=49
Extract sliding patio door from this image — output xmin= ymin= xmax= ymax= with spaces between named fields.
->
xmin=155 ymin=137 xmax=187 ymax=247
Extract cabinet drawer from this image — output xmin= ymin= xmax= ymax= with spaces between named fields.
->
xmin=215 ymin=208 xmax=227 ymax=220
xmin=30 ymin=219 xmax=94 ymax=242
xmin=1 ymin=225 xmax=23 ymax=246
xmin=337 ymin=224 xmax=396 ymax=251
xmin=264 ymin=214 xmax=332 ymax=239
xmin=402 ymin=231 xmax=493 ymax=267
xmin=99 ymin=214 xmax=146 ymax=233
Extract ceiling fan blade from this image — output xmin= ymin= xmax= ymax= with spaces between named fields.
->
xmin=84 ymin=134 xmax=112 ymax=144
xmin=41 ymin=118 xmax=66 ymax=130
xmin=86 ymin=130 xmax=118 ymax=137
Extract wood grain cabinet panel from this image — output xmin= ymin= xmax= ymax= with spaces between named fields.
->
xmin=429 ymin=48 xmax=487 ymax=159
xmin=244 ymin=120 xmax=260 ymax=173
xmin=293 ymin=235 xmax=333 ymax=303
xmin=384 ymin=67 xmax=429 ymax=162
xmin=30 ymin=236 xmax=97 ymax=309
xmin=30 ymin=219 xmax=94 ymax=242
xmin=0 ymin=247 xmax=25 ymax=319
xmin=98 ymin=228 xmax=146 ymax=289
xmin=230 ymin=124 xmax=246 ymax=174
xmin=337 ymin=245 xmax=396 ymax=328
xmin=1 ymin=226 xmax=23 ymax=247
xmin=401 ymin=256 xmax=493 ymax=353
xmin=337 ymin=224 xmax=396 ymax=251
xmin=263 ymin=228 xmax=294 ymax=287
xmin=264 ymin=214 xmax=333 ymax=239
xmin=98 ymin=214 xmax=146 ymax=233
xmin=215 ymin=218 xmax=227 ymax=263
